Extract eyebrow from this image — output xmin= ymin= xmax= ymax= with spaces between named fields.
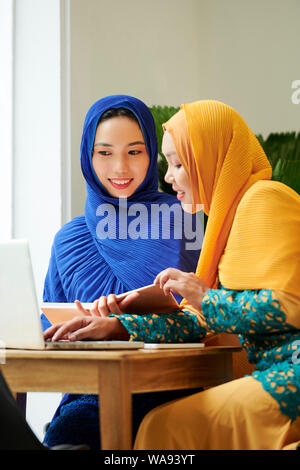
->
xmin=94 ymin=142 xmax=113 ymax=147
xmin=128 ymin=141 xmax=145 ymax=146
xmin=93 ymin=141 xmax=145 ymax=148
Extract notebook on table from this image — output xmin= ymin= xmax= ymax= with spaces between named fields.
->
xmin=41 ymin=283 xmax=180 ymax=325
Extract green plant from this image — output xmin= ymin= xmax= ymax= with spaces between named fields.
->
xmin=257 ymin=132 xmax=300 ymax=194
xmin=150 ymin=106 xmax=300 ymax=195
xmin=150 ymin=106 xmax=179 ymax=194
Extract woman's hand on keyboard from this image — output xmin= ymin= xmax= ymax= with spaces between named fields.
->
xmin=43 ymin=316 xmax=130 ymax=342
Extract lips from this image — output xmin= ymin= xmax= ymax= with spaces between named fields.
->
xmin=172 ymin=187 xmax=185 ymax=200
xmin=176 ymin=191 xmax=185 ymax=200
xmin=109 ymin=178 xmax=133 ymax=189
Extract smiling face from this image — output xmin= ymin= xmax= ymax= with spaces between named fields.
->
xmin=162 ymin=130 xmax=193 ymax=212
xmin=92 ymin=116 xmax=149 ymax=198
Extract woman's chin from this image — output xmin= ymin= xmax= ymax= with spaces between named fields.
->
xmin=108 ymin=190 xmax=135 ymax=199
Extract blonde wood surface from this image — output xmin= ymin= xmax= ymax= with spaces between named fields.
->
xmin=99 ymin=360 xmax=132 ymax=450
xmin=0 ymin=346 xmax=240 ymax=449
xmin=2 ymin=345 xmax=240 ymax=360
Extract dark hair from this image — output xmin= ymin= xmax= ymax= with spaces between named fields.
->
xmin=98 ymin=107 xmax=138 ymax=124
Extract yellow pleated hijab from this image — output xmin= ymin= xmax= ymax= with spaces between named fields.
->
xmin=163 ymin=100 xmax=300 ymax=300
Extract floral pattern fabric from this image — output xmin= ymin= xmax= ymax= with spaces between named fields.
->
xmin=114 ymin=287 xmax=300 ymax=421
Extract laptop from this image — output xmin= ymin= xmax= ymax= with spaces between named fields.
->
xmin=0 ymin=239 xmax=144 ymax=351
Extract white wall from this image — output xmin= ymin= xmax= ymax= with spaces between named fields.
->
xmin=69 ymin=0 xmax=215 ymax=217
xmin=69 ymin=0 xmax=300 ymax=218
xmin=0 ymin=0 xmax=13 ymax=239
xmin=13 ymin=0 xmax=62 ymax=294
xmin=207 ymin=0 xmax=300 ymax=137
xmin=13 ymin=0 xmax=64 ymax=442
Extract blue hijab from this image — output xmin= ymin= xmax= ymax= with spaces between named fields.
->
xmin=42 ymin=95 xmax=200 ymax=328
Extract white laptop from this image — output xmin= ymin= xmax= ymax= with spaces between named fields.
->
xmin=0 ymin=239 xmax=144 ymax=351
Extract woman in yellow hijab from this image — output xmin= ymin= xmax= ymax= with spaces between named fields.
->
xmin=133 ymin=100 xmax=300 ymax=450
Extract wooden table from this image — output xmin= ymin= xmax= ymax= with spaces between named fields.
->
xmin=0 ymin=346 xmax=241 ymax=450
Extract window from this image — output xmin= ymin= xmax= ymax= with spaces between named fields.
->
xmin=0 ymin=0 xmax=13 ymax=239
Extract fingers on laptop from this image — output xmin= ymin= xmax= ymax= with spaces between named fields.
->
xmin=44 ymin=317 xmax=90 ymax=341
xmin=44 ymin=316 xmax=112 ymax=342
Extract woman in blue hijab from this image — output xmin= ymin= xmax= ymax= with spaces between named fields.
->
xmin=42 ymin=95 xmax=201 ymax=449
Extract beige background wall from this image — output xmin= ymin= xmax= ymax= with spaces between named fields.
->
xmin=69 ymin=0 xmax=300 ymax=218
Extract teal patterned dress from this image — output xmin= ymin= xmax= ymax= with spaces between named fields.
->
xmin=112 ymin=287 xmax=300 ymax=422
